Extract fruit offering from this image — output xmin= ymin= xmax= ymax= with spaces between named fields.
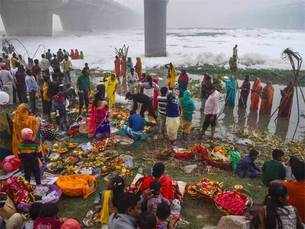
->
xmin=214 ymin=191 xmax=249 ymax=215
xmin=186 ymin=178 xmax=223 ymax=200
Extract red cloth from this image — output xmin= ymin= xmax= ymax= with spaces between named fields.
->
xmin=250 ymin=79 xmax=262 ymax=111
xmin=138 ymin=176 xmax=154 ymax=193
xmin=278 ymin=83 xmax=294 ymax=119
xmin=158 ymin=175 xmax=175 ymax=201
xmin=114 ymin=58 xmax=121 ymax=77
xmin=34 ymin=217 xmax=62 ymax=229
xmin=87 ymin=105 xmax=109 ymax=136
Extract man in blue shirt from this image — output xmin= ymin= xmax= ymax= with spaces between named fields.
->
xmin=25 ymin=69 xmax=38 ymax=113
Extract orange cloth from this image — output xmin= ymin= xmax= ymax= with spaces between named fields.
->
xmin=260 ymin=84 xmax=274 ymax=115
xmin=114 ymin=58 xmax=121 ymax=77
xmin=278 ymin=83 xmax=294 ymax=119
xmin=283 ymin=180 xmax=305 ymax=223
xmin=56 ymin=175 xmax=96 ymax=199
xmin=135 ymin=58 xmax=142 ymax=79
xmin=12 ymin=104 xmax=40 ymax=155
xmin=250 ymin=79 xmax=262 ymax=111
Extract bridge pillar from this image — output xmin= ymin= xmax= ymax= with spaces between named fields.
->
xmin=144 ymin=0 xmax=168 ymax=57
xmin=0 ymin=1 xmax=54 ymax=36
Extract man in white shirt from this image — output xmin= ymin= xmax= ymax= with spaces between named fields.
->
xmin=40 ymin=54 xmax=50 ymax=72
xmin=202 ymin=86 xmax=220 ymax=138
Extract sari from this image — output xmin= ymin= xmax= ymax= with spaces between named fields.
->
xmin=238 ymin=79 xmax=250 ymax=109
xmin=167 ymin=63 xmax=177 ymax=90
xmin=260 ymin=83 xmax=274 ymax=115
xmin=87 ymin=105 xmax=110 ymax=138
xmin=278 ymin=83 xmax=294 ymax=119
xmin=135 ymin=58 xmax=142 ymax=79
xmin=106 ymin=77 xmax=117 ymax=108
xmin=0 ymin=110 xmax=11 ymax=157
xmin=250 ymin=79 xmax=262 ymax=111
xmin=178 ymin=72 xmax=189 ymax=97
xmin=12 ymin=104 xmax=40 ymax=155
xmin=114 ymin=58 xmax=121 ymax=77
xmin=225 ymin=76 xmax=237 ymax=107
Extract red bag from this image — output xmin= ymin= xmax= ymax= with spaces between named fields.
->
xmin=2 ymin=155 xmax=21 ymax=173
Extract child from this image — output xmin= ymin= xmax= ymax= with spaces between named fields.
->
xmin=33 ymin=203 xmax=62 ymax=229
xmin=156 ymin=201 xmax=171 ymax=229
xmin=19 ymin=128 xmax=41 ymax=185
xmin=95 ymin=84 xmax=106 ymax=101
xmin=52 ymin=84 xmax=68 ymax=131
xmin=180 ymin=90 xmax=195 ymax=141
xmin=24 ymin=202 xmax=43 ymax=229
xmin=157 ymin=87 xmax=168 ymax=136
xmin=122 ymin=108 xmax=145 ymax=140
xmin=100 ymin=175 xmax=125 ymax=224
xmin=262 ymin=149 xmax=286 ymax=186
xmin=147 ymin=181 xmax=170 ymax=215
xmin=236 ymin=149 xmax=261 ymax=179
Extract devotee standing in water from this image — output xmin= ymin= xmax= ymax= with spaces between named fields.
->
xmin=77 ymin=67 xmax=91 ymax=115
xmin=278 ymin=81 xmax=294 ymax=119
xmin=238 ymin=75 xmax=251 ymax=109
xmin=250 ymin=78 xmax=262 ymax=111
xmin=225 ymin=75 xmax=238 ymax=108
xmin=135 ymin=57 xmax=142 ymax=79
xmin=178 ymin=69 xmax=189 ymax=98
xmin=114 ymin=56 xmax=121 ymax=78
xmin=165 ymin=93 xmax=180 ymax=145
xmin=202 ymin=85 xmax=220 ymax=138
xmin=201 ymin=74 xmax=213 ymax=113
xmin=260 ymin=81 xmax=274 ymax=116
xmin=167 ymin=63 xmax=177 ymax=90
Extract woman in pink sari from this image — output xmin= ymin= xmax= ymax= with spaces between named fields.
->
xmin=87 ymin=99 xmax=110 ymax=139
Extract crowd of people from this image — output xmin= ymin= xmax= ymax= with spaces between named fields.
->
xmin=0 ymin=44 xmax=304 ymax=229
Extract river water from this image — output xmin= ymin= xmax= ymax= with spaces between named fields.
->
xmin=190 ymin=76 xmax=305 ymax=141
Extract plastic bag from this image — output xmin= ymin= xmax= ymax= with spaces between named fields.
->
xmin=229 ymin=150 xmax=241 ymax=172
xmin=2 ymin=155 xmax=21 ymax=173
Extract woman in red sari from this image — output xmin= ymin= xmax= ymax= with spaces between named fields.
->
xmin=87 ymin=99 xmax=110 ymax=139
xmin=260 ymin=81 xmax=274 ymax=115
xmin=250 ymin=78 xmax=262 ymax=111
xmin=278 ymin=81 xmax=294 ymax=119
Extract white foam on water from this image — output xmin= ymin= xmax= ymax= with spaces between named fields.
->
xmin=8 ymin=28 xmax=305 ymax=70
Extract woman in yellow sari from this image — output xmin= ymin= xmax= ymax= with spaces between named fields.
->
xmin=106 ymin=74 xmax=117 ymax=108
xmin=12 ymin=104 xmax=40 ymax=155
xmin=167 ymin=63 xmax=177 ymax=90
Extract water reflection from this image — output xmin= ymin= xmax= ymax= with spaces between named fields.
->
xmin=223 ymin=106 xmax=235 ymax=130
xmin=237 ymin=107 xmax=247 ymax=131
xmin=258 ymin=114 xmax=272 ymax=131
xmin=275 ymin=118 xmax=290 ymax=140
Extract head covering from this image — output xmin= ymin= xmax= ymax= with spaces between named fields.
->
xmin=21 ymin=128 xmax=34 ymax=141
xmin=0 ymin=91 xmax=9 ymax=105
xmin=61 ymin=219 xmax=81 ymax=229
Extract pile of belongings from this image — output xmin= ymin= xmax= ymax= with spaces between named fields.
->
xmin=111 ymin=107 xmax=129 ymax=129
xmin=0 ymin=176 xmax=62 ymax=212
xmin=186 ymin=178 xmax=251 ymax=216
xmin=46 ymin=138 xmax=132 ymax=177
xmin=174 ymin=144 xmax=241 ymax=171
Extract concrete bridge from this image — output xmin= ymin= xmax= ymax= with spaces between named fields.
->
xmin=0 ymin=0 xmax=169 ymax=57
xmin=0 ymin=0 xmax=139 ymax=36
